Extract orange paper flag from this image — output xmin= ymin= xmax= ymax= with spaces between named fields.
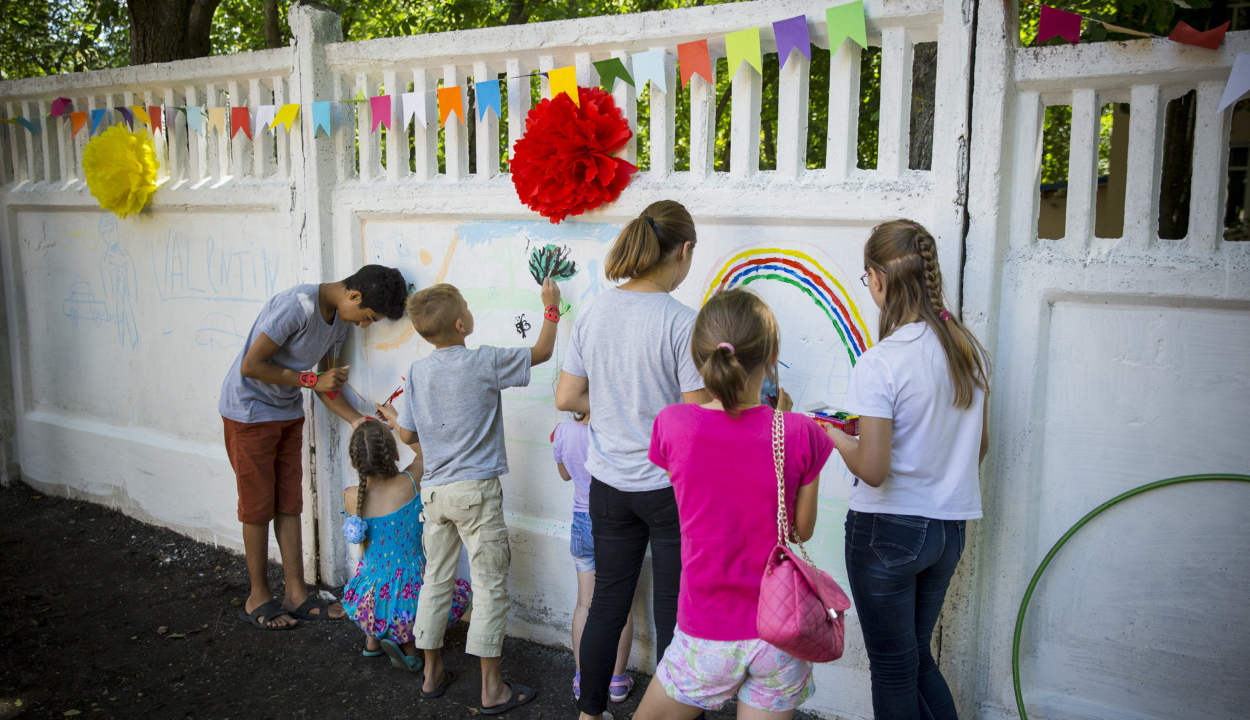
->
xmin=70 ymin=112 xmax=87 ymax=137
xmin=678 ymin=39 xmax=714 ymax=88
xmin=438 ymin=87 xmax=464 ymax=126
xmin=1169 ymin=20 xmax=1228 ymax=50
xmin=149 ymin=105 xmax=163 ymax=133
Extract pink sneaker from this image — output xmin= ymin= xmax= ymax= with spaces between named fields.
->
xmin=609 ymin=673 xmax=634 ymax=703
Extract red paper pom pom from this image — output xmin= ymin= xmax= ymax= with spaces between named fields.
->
xmin=510 ymin=87 xmax=638 ymax=224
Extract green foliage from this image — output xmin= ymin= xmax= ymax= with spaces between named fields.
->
xmin=0 ymin=0 xmax=128 ymax=80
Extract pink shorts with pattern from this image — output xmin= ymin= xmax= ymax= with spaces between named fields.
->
xmin=655 ymin=627 xmax=815 ymax=712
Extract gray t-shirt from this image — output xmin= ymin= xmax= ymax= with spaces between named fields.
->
xmin=395 ymin=345 xmax=532 ymax=487
xmin=219 ymin=284 xmax=349 ymax=423
xmin=563 ymin=288 xmax=703 ymax=492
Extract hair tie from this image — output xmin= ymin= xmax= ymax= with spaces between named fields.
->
xmin=717 ymin=342 xmax=735 ymax=354
xmin=643 ymin=215 xmax=657 ymax=233
xmin=940 ymin=310 xmax=953 ymax=321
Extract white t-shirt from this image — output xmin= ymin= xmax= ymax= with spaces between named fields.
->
xmin=843 ymin=322 xmax=985 ymax=520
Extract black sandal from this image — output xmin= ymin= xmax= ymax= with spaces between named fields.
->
xmin=236 ymin=599 xmax=296 ymax=630
xmin=286 ymin=597 xmax=343 ymax=621
xmin=419 ymin=670 xmax=457 ymax=699
xmin=479 ymin=682 xmax=537 ymax=715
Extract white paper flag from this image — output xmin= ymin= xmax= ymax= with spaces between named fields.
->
xmin=1218 ymin=54 xmax=1250 ymax=113
xmin=254 ymin=104 xmax=277 ymax=135
xmin=402 ymin=91 xmax=428 ymax=128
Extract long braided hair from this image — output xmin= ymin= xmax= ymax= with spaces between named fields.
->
xmin=864 ymin=219 xmax=990 ymax=409
xmin=347 ymin=419 xmax=400 ymax=549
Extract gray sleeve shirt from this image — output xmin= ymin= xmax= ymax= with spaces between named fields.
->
xmin=396 ymin=344 xmax=532 ymax=486
xmin=218 ymin=284 xmax=349 ymax=423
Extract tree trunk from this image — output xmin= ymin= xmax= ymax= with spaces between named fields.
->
xmin=264 ymin=0 xmax=283 ymax=49
xmin=128 ymin=0 xmax=223 ymax=65
xmin=909 ymin=42 xmax=937 ymax=171
xmin=1158 ymin=90 xmax=1195 ymax=240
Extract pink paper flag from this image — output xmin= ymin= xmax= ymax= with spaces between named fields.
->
xmin=1038 ymin=5 xmax=1082 ymax=44
xmin=50 ymin=98 xmax=73 ymax=117
xmin=369 ymin=95 xmax=392 ymax=132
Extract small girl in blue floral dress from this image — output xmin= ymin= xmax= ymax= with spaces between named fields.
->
xmin=341 ymin=419 xmax=470 ymax=672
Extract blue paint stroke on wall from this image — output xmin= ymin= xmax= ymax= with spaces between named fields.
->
xmin=458 ymin=219 xmax=620 ymax=248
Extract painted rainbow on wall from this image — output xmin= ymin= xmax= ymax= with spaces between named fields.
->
xmin=703 ymin=248 xmax=873 ymax=364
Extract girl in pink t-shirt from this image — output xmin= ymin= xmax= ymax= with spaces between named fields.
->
xmin=638 ymin=289 xmax=834 ymax=720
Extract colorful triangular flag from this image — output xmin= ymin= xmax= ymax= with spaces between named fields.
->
xmin=678 ymin=40 xmax=714 ymax=88
xmin=272 ymin=103 xmax=299 ymax=132
xmin=475 ymin=79 xmax=502 ymax=120
xmin=50 ymin=98 xmax=72 ymax=117
xmin=207 ymin=107 xmax=227 ymax=136
xmin=70 ymin=111 xmax=87 ymax=137
xmin=773 ymin=16 xmax=812 ymax=68
xmin=90 ymin=108 xmax=109 ymax=135
xmin=726 ymin=28 xmax=763 ymax=76
xmin=165 ymin=106 xmax=178 ymax=134
xmin=14 ymin=117 xmax=39 ymax=134
xmin=312 ymin=101 xmax=333 ymax=136
xmin=548 ymin=66 xmax=579 ymax=105
xmin=631 ymin=49 xmax=668 ymax=94
xmin=115 ymin=106 xmax=134 ymax=129
xmin=149 ymin=105 xmax=163 ymax=133
xmin=401 ymin=92 xmax=427 ymax=129
xmin=230 ymin=107 xmax=252 ymax=139
xmin=1038 ymin=5 xmax=1082 ymax=44
xmin=1218 ymin=53 xmax=1250 ymax=112
xmin=129 ymin=105 xmax=152 ymax=128
xmin=593 ymin=58 xmax=635 ymax=93
xmin=1101 ymin=22 xmax=1152 ymax=38
xmin=826 ymin=1 xmax=868 ymax=53
xmin=438 ymin=87 xmax=464 ymax=126
xmin=369 ymin=95 xmax=391 ymax=132
xmin=1169 ymin=20 xmax=1228 ymax=50
xmin=186 ymin=107 xmax=204 ymax=135
xmin=345 ymin=89 xmax=368 ymax=103
xmin=254 ymin=104 xmax=276 ymax=135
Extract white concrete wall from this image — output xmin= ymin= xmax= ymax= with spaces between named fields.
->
xmin=2 ymin=1 xmax=1245 ymax=719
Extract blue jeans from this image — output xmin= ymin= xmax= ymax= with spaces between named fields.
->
xmin=845 ymin=510 xmax=966 ymax=720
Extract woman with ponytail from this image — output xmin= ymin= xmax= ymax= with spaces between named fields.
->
xmin=556 ymin=200 xmax=710 ymax=720
xmin=341 ymin=420 xmax=469 ymax=672
xmin=829 ymin=220 xmax=990 ymax=720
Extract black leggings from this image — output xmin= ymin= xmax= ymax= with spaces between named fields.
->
xmin=576 ymin=478 xmax=683 ymax=715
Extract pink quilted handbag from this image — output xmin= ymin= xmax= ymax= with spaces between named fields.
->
xmin=756 ymin=408 xmax=852 ymax=663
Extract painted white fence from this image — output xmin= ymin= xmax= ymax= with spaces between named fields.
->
xmin=0 ymin=0 xmax=1246 ymax=718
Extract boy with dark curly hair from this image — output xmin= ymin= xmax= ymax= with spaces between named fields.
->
xmin=221 ymin=264 xmax=409 ymax=630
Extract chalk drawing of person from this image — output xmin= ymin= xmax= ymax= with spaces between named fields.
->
xmin=581 ymin=258 xmax=606 ymax=300
xmin=98 ymin=213 xmax=139 ymax=348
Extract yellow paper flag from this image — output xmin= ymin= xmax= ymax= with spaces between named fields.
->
xmin=272 ymin=103 xmax=300 ymax=132
xmin=207 ymin=107 xmax=227 ymax=136
xmin=1101 ymin=22 xmax=1153 ymax=37
xmin=548 ymin=66 xmax=580 ymax=106
xmin=129 ymin=105 xmax=152 ymax=127
xmin=725 ymin=28 xmax=763 ymax=76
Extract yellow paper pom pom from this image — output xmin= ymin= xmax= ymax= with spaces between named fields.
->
xmin=82 ymin=125 xmax=159 ymax=219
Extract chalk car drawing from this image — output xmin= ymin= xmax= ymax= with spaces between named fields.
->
xmin=62 ymin=281 xmax=108 ymax=327
xmin=195 ymin=312 xmax=246 ymax=350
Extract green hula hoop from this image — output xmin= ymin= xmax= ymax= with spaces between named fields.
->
xmin=1012 ymin=473 xmax=1250 ymax=720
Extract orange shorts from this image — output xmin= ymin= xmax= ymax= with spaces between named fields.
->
xmin=222 ymin=416 xmax=305 ymax=524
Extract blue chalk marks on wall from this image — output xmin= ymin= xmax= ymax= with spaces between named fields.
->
xmin=62 ymin=281 xmax=108 ymax=327
xmin=195 ymin=312 xmax=247 ymax=349
xmin=63 ymin=214 xmax=140 ymax=348
xmin=151 ymin=229 xmax=281 ymax=303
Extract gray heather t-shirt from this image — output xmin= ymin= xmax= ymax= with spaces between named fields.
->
xmin=562 ymin=288 xmax=703 ymax=492
xmin=218 ymin=284 xmax=349 ymax=423
xmin=395 ymin=345 xmax=531 ymax=487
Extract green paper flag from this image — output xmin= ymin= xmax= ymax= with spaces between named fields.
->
xmin=345 ymin=89 xmax=369 ymax=103
xmin=827 ymin=1 xmax=868 ymax=53
xmin=725 ymin=28 xmax=763 ymax=76
xmin=593 ymin=57 xmax=635 ymax=93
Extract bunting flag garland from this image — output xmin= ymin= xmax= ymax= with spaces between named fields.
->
xmin=185 ymin=107 xmax=204 ymax=135
xmin=1169 ymin=20 xmax=1228 ymax=50
xmin=1218 ymin=53 xmax=1250 ymax=112
xmin=312 ymin=101 xmax=333 ymax=136
xmin=369 ymin=95 xmax=392 ymax=132
xmin=149 ymin=106 xmax=163 ymax=133
xmin=347 ymin=89 xmax=368 ymax=103
xmin=475 ymin=79 xmax=502 ymax=120
xmin=1101 ymin=22 xmax=1152 ymax=37
xmin=207 ymin=107 xmax=227 ymax=136
xmin=7 ymin=118 xmax=40 ymax=134
xmin=593 ymin=57 xmax=635 ymax=93
xmin=230 ymin=106 xmax=252 ymax=139
xmin=115 ymin=106 xmax=134 ymax=129
xmin=401 ymin=92 xmax=427 ymax=129
xmin=130 ymin=105 xmax=152 ymax=128
xmin=50 ymin=98 xmax=73 ymax=117
xmin=438 ymin=87 xmax=463 ymax=126
xmin=90 ymin=108 xmax=109 ymax=135
xmin=548 ymin=66 xmax=580 ymax=105
xmin=631 ymin=49 xmax=668 ymax=94
xmin=254 ymin=104 xmax=276 ymax=135
xmin=678 ymin=40 xmax=714 ymax=87
xmin=773 ymin=15 xmax=812 ymax=68
xmin=725 ymin=28 xmax=763 ymax=76
xmin=70 ymin=112 xmax=88 ymax=137
xmin=272 ymin=103 xmax=299 ymax=132
xmin=826 ymin=1 xmax=868 ymax=53
xmin=1038 ymin=5 xmax=1082 ymax=44
xmin=165 ymin=106 xmax=179 ymax=135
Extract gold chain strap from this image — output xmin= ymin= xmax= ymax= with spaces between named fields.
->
xmin=772 ymin=408 xmax=817 ymax=567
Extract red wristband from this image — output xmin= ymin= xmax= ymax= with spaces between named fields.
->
xmin=299 ymin=372 xmax=318 ymax=388
xmin=544 ymin=305 xmax=560 ymax=322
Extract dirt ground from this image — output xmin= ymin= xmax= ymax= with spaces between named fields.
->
xmin=0 ymin=481 xmax=811 ymax=720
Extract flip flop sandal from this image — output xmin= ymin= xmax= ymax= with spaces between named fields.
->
xmin=236 ymin=599 xmax=296 ymax=631
xmin=419 ymin=670 xmax=457 ymax=699
xmin=286 ymin=597 xmax=342 ymax=621
xmin=362 ymin=647 xmax=385 ymax=657
xmin=479 ymin=682 xmax=537 ymax=715
xmin=609 ymin=673 xmax=634 ymax=702
xmin=380 ymin=639 xmax=424 ymax=673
